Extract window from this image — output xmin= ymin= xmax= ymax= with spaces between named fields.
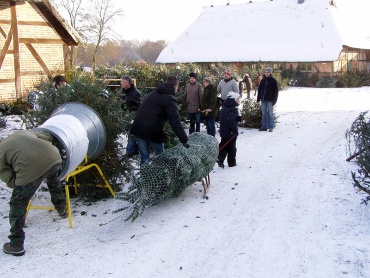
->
xmin=299 ymin=63 xmax=313 ymax=72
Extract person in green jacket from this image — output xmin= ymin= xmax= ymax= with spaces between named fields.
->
xmin=201 ymin=77 xmax=218 ymax=137
xmin=0 ymin=130 xmax=66 ymax=256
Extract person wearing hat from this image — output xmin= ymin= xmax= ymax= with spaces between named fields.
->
xmin=184 ymin=72 xmax=204 ymax=134
xmin=217 ymin=91 xmax=241 ymax=168
xmin=257 ymin=67 xmax=279 ymax=132
xmin=217 ymin=69 xmax=239 ymax=105
xmin=201 ymin=77 xmax=218 ymax=136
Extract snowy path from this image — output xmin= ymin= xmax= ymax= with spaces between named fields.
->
xmin=1 ymin=87 xmax=370 ymax=277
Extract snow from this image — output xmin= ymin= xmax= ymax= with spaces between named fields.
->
xmin=156 ymin=0 xmax=370 ymax=64
xmin=1 ymin=86 xmax=370 ymax=277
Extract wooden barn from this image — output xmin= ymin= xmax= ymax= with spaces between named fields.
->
xmin=156 ymin=0 xmax=370 ymax=75
xmin=0 ymin=0 xmax=82 ymax=101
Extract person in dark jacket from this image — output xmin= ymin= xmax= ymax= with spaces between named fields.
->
xmin=0 ymin=130 xmax=66 ymax=256
xmin=201 ymin=77 xmax=217 ymax=137
xmin=241 ymin=74 xmax=253 ymax=99
xmin=217 ymin=92 xmax=240 ymax=168
xmin=121 ymin=76 xmax=142 ymax=157
xmin=130 ymin=76 xmax=189 ymax=165
xmin=257 ymin=67 xmax=279 ymax=132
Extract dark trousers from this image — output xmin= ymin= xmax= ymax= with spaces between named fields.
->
xmin=218 ymin=137 xmax=237 ymax=166
xmin=204 ymin=116 xmax=216 ymax=137
xmin=8 ymin=164 xmax=65 ymax=245
xmin=188 ymin=112 xmax=201 ymax=134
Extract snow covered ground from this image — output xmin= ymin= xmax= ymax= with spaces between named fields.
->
xmin=1 ymin=87 xmax=370 ymax=278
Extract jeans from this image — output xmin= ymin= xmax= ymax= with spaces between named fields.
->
xmin=136 ymin=136 xmax=164 ymax=165
xmin=188 ymin=112 xmax=201 ymax=134
xmin=204 ymin=116 xmax=216 ymax=136
xmin=8 ymin=164 xmax=64 ymax=245
xmin=261 ymin=101 xmax=274 ymax=129
xmin=126 ymin=136 xmax=138 ymax=155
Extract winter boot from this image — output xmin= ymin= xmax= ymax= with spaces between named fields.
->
xmin=3 ymin=242 xmax=25 ymax=256
xmin=258 ymin=128 xmax=267 ymax=131
xmin=217 ymin=159 xmax=225 ymax=169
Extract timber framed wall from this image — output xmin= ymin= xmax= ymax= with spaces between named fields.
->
xmin=0 ymin=1 xmax=66 ymax=100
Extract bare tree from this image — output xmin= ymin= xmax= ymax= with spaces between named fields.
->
xmin=83 ymin=0 xmax=123 ymax=70
xmin=53 ymin=0 xmax=85 ymax=69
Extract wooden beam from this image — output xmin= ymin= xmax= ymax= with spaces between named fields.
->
xmin=0 ymin=26 xmax=6 ymax=38
xmin=21 ymin=71 xmax=46 ymax=76
xmin=24 ymin=43 xmax=52 ymax=78
xmin=19 ymin=38 xmax=64 ymax=44
xmin=10 ymin=1 xmax=22 ymax=99
xmin=0 ymin=19 xmax=49 ymax=26
xmin=0 ymin=28 xmax=13 ymax=69
xmin=0 ymin=78 xmax=16 ymax=83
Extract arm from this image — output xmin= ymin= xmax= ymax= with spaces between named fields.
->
xmin=232 ymin=80 xmax=239 ymax=94
xmin=227 ymin=109 xmax=239 ymax=136
xmin=209 ymin=87 xmax=217 ymax=111
xmin=273 ymin=80 xmax=279 ymax=106
xmin=0 ymin=159 xmax=15 ymax=188
xmin=165 ymin=97 xmax=188 ymax=144
xmin=217 ymin=82 xmax=221 ymax=94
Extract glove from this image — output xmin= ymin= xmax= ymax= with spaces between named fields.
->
xmin=183 ymin=142 xmax=190 ymax=148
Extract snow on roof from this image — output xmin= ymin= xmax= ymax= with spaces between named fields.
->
xmin=156 ymin=0 xmax=370 ymax=64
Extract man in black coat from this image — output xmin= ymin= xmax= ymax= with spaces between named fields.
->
xmin=130 ymin=76 xmax=189 ymax=165
xmin=257 ymin=67 xmax=279 ymax=132
xmin=121 ymin=76 xmax=142 ymax=156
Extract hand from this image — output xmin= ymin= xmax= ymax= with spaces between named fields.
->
xmin=206 ymin=109 xmax=212 ymax=113
xmin=183 ymin=142 xmax=190 ymax=148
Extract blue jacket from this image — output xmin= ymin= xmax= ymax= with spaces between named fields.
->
xmin=257 ymin=75 xmax=279 ymax=105
xmin=219 ymin=98 xmax=239 ymax=139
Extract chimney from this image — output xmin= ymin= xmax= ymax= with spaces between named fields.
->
xmin=298 ymin=0 xmax=305 ymax=3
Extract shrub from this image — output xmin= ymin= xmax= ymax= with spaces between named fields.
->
xmin=22 ymin=72 xmax=132 ymax=194
xmin=0 ymin=98 xmax=30 ymax=116
xmin=346 ymin=111 xmax=370 ymax=202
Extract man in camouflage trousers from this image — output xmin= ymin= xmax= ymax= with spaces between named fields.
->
xmin=0 ymin=130 xmax=66 ymax=256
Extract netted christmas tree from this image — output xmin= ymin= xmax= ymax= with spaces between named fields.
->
xmin=346 ymin=111 xmax=370 ymax=203
xmin=114 ymin=132 xmax=219 ymax=221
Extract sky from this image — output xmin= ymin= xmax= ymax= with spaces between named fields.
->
xmin=113 ymin=0 xmax=268 ymax=42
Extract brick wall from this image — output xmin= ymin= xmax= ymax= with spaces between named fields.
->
xmin=0 ymin=1 xmax=66 ymax=101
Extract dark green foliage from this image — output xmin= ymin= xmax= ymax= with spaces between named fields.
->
xmin=115 ymin=133 xmax=219 ymax=221
xmin=0 ymin=98 xmax=30 ymax=116
xmin=346 ymin=111 xmax=370 ymax=201
xmin=22 ymin=72 xmax=133 ymax=192
xmin=239 ymin=99 xmax=278 ymax=128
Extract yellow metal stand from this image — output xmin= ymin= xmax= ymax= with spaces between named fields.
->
xmin=26 ymin=158 xmax=115 ymax=228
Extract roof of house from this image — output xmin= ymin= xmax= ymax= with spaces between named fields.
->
xmin=156 ymin=0 xmax=370 ymax=64
xmin=24 ymin=0 xmax=83 ymax=46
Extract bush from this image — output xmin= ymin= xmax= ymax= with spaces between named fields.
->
xmin=346 ymin=111 xmax=370 ymax=202
xmin=0 ymin=98 xmax=30 ymax=116
xmin=22 ymin=71 xmax=132 ymax=194
xmin=239 ymin=99 xmax=278 ymax=128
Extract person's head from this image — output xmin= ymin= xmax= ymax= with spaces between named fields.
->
xmin=203 ymin=77 xmax=212 ymax=87
xmin=121 ymin=76 xmax=134 ymax=90
xmin=245 ymin=74 xmax=249 ymax=78
xmin=227 ymin=91 xmax=241 ymax=105
xmin=265 ymin=67 xmax=272 ymax=77
xmin=257 ymin=72 xmax=261 ymax=76
xmin=166 ymin=76 xmax=180 ymax=92
xmin=189 ymin=72 xmax=197 ymax=84
xmin=53 ymin=75 xmax=67 ymax=89
xmin=223 ymin=69 xmax=232 ymax=79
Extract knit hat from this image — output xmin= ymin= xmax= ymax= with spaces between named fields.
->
xmin=189 ymin=72 xmax=197 ymax=79
xmin=224 ymin=69 xmax=231 ymax=76
xmin=203 ymin=77 xmax=212 ymax=84
xmin=265 ymin=67 xmax=272 ymax=74
xmin=227 ymin=91 xmax=240 ymax=100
